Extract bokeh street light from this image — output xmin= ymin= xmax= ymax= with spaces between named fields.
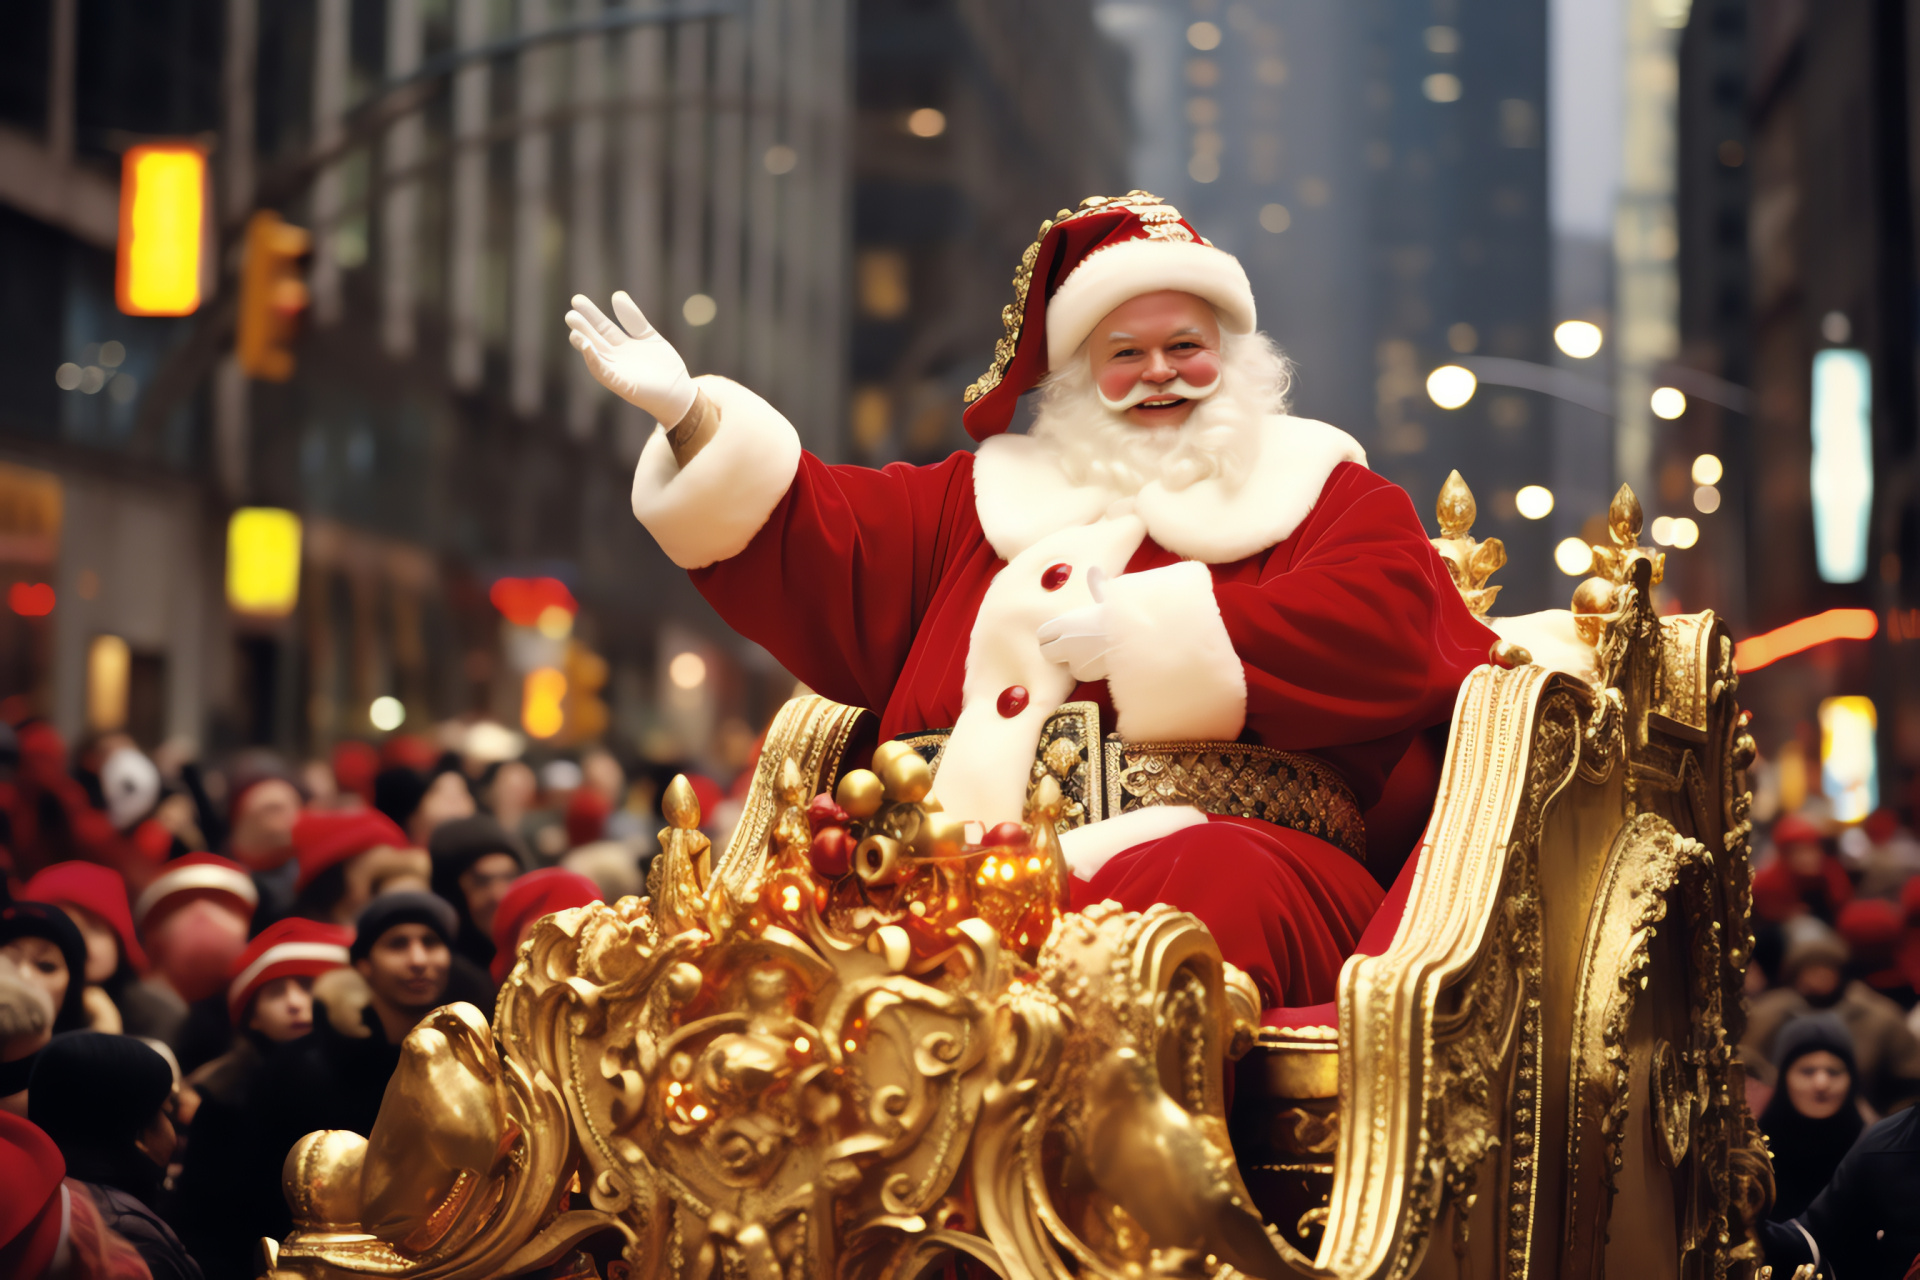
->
xmin=1691 ymin=453 xmax=1723 ymax=485
xmin=1650 ymin=386 xmax=1687 ymax=419
xmin=1554 ymin=538 xmax=1594 ymax=576
xmin=1426 ymin=364 xmax=1477 ymax=409
xmin=1553 ymin=320 xmax=1603 ymax=359
xmin=1515 ymin=485 xmax=1554 ymax=519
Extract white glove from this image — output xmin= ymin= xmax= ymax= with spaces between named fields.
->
xmin=1037 ymin=567 xmax=1115 ymax=681
xmin=565 ymin=291 xmax=698 ymax=425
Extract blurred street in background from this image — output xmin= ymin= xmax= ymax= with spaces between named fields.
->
xmin=0 ymin=0 xmax=1911 ymax=839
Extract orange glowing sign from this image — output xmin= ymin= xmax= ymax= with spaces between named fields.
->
xmin=116 ymin=144 xmax=206 ymax=316
xmin=1733 ymin=608 xmax=1878 ymax=672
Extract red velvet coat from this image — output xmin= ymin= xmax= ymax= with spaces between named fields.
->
xmin=638 ymin=379 xmax=1497 ymax=1005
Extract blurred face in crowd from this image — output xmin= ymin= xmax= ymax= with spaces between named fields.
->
xmin=1794 ymin=961 xmax=1844 ymax=1003
xmin=410 ymin=771 xmax=476 ymax=845
xmin=458 ymin=854 xmax=521 ymax=937
xmin=1783 ymin=837 xmax=1825 ymax=878
xmin=355 ymin=923 xmax=450 ymax=1017
xmin=582 ymin=749 xmax=625 ymax=802
xmin=1784 ymin=1049 xmax=1851 ymax=1120
xmin=486 ymin=761 xmax=537 ymax=821
xmin=231 ymin=779 xmax=304 ymax=869
xmin=336 ymin=846 xmax=432 ymax=924
xmin=1086 ymin=291 xmax=1224 ymax=430
xmin=248 ymin=975 xmax=316 ymax=1042
xmin=62 ymin=904 xmax=122 ymax=984
xmin=135 ymin=1091 xmax=179 ymax=1170
xmin=147 ymin=900 xmax=250 ymax=1002
xmin=0 ymin=937 xmax=69 ymax=1020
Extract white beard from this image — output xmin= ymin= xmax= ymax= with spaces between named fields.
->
xmin=1027 ymin=330 xmax=1295 ymax=495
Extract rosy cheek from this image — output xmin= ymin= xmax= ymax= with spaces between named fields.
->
xmin=1175 ymin=350 xmax=1221 ymax=387
xmin=1095 ymin=364 xmax=1141 ymax=401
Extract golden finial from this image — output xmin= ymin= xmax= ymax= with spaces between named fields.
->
xmin=1587 ymin=484 xmax=1664 ymax=588
xmin=1429 ymin=472 xmax=1506 ymax=618
xmin=1436 ymin=469 xmax=1477 ymax=539
xmin=663 ymin=775 xmax=701 ymax=830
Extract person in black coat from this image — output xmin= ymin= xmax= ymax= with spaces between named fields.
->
xmin=1760 ymin=1014 xmax=1867 ymax=1222
xmin=29 ymin=1031 xmax=204 ymax=1280
xmin=169 ymin=918 xmax=352 ymax=1280
xmin=427 ymin=813 xmax=528 ymax=1009
xmin=1762 ymin=1101 xmax=1920 ymax=1280
xmin=246 ymin=891 xmax=456 ymax=1198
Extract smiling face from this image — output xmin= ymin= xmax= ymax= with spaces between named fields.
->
xmin=1085 ymin=291 xmax=1224 ymax=429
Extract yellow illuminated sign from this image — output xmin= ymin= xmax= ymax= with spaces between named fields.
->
xmin=117 ymin=145 xmax=206 ymax=317
xmin=523 ymin=667 xmax=568 ymax=739
xmin=1819 ymin=695 xmax=1878 ymax=824
xmin=226 ymin=507 xmax=303 ymax=617
xmin=87 ymin=634 xmax=129 ymax=731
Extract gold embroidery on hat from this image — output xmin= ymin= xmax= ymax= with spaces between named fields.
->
xmin=963 ymin=191 xmax=1184 ymax=405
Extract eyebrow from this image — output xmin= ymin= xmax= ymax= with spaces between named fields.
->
xmin=1106 ymin=331 xmax=1137 ymax=342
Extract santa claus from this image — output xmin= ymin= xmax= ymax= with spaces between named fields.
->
xmin=566 ymin=192 xmax=1503 ymax=1010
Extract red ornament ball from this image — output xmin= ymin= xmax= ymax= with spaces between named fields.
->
xmin=1041 ymin=563 xmax=1072 ymax=591
xmin=806 ymin=793 xmax=850 ymax=834
xmin=982 ymin=821 xmax=1028 ymax=848
xmin=996 ymin=685 xmax=1029 ymax=718
xmin=810 ymin=827 xmax=854 ymax=877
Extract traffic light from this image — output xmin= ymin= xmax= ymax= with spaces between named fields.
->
xmin=237 ymin=211 xmax=311 ymax=381
xmin=116 ymin=144 xmax=207 ymax=317
xmin=563 ymin=642 xmax=610 ymax=743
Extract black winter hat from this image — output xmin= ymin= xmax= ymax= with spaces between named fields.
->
xmin=429 ymin=814 xmax=529 ymax=883
xmin=29 ymin=1031 xmax=173 ymax=1151
xmin=351 ymin=890 xmax=457 ymax=961
xmin=0 ymin=901 xmax=90 ymax=1033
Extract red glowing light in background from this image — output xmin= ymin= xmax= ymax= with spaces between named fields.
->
xmin=1733 ymin=608 xmax=1878 ymax=671
xmin=8 ymin=583 xmax=55 ymax=617
xmin=488 ymin=576 xmax=577 ymax=627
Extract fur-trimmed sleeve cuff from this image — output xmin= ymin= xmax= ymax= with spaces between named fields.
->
xmin=1102 ymin=561 xmax=1248 ymax=742
xmin=630 ymin=374 xmax=803 ymax=569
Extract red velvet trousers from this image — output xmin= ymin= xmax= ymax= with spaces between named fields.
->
xmin=1069 ymin=814 xmax=1384 ymax=1009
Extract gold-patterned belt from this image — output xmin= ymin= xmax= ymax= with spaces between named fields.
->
xmin=894 ymin=702 xmax=1366 ymax=863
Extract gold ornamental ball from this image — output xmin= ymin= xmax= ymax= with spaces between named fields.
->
xmin=915 ymin=810 xmax=969 ymax=856
xmin=871 ymin=739 xmax=916 ymax=776
xmin=836 ymin=769 xmax=885 ymax=818
xmin=880 ymin=750 xmax=933 ymax=803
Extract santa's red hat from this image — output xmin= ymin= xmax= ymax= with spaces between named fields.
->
xmin=960 ymin=191 xmax=1255 ymax=441
xmin=491 ymin=868 xmax=603 ymax=983
xmin=133 ymin=852 xmax=258 ymax=932
xmin=292 ymin=808 xmax=411 ymax=891
xmin=226 ymin=917 xmax=353 ymax=1024
xmin=24 ymin=860 xmax=148 ymax=973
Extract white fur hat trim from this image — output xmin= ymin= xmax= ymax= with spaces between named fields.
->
xmin=1044 ymin=238 xmax=1256 ymax=368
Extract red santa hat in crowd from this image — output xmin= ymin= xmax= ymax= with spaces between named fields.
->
xmin=292 ymin=808 xmax=411 ymax=891
xmin=960 ymin=191 xmax=1256 ymax=441
xmin=0 ymin=1111 xmax=66 ymax=1278
xmin=226 ymin=917 xmax=353 ymax=1024
xmin=132 ymin=852 xmax=258 ymax=933
xmin=23 ymin=860 xmax=148 ymax=973
xmin=490 ymin=868 xmax=603 ymax=983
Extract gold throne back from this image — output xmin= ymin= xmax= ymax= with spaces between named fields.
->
xmin=262 ymin=480 xmax=1771 ymax=1280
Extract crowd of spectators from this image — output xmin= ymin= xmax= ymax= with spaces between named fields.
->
xmin=0 ymin=715 xmax=730 ymax=1280
xmin=1741 ymin=804 xmax=1920 ymax=1280
xmin=7 ymin=708 xmax=1920 ymax=1279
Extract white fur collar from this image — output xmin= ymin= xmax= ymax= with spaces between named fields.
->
xmin=972 ymin=414 xmax=1367 ymax=564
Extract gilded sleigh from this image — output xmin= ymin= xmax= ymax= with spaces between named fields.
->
xmin=262 ymin=480 xmax=1771 ymax=1280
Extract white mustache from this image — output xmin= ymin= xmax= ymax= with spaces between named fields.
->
xmin=1096 ymin=373 xmax=1223 ymax=411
